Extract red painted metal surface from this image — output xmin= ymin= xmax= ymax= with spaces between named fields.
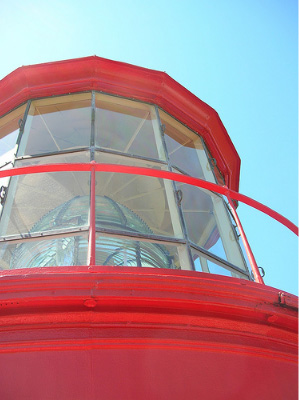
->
xmin=0 ymin=268 xmax=297 ymax=399
xmin=88 ymin=162 xmax=96 ymax=266
xmin=0 ymin=163 xmax=297 ymax=236
xmin=0 ymin=56 xmax=240 ymax=191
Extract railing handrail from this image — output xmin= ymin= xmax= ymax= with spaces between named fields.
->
xmin=0 ymin=162 xmax=297 ymax=284
xmin=0 ymin=162 xmax=297 ymax=235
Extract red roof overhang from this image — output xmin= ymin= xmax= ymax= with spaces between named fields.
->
xmin=0 ymin=56 xmax=241 ymax=191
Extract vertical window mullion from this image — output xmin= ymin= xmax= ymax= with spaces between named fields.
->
xmin=197 ymin=142 xmax=247 ymax=271
xmin=16 ymin=100 xmax=33 ymax=157
xmin=226 ymin=193 xmax=262 ymax=283
xmin=90 ymin=91 xmax=95 ymax=161
xmin=155 ymin=106 xmax=193 ymax=271
xmin=16 ymin=100 xmax=31 ymax=150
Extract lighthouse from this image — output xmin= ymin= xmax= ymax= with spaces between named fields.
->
xmin=0 ymin=57 xmax=297 ymax=399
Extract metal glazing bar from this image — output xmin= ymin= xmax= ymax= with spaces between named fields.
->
xmin=189 ymin=243 xmax=250 ymax=278
xmin=15 ymin=147 xmax=90 ymax=161
xmin=225 ymin=192 xmax=264 ymax=284
xmin=201 ymin=138 xmax=225 ymax=185
xmin=0 ymin=228 xmax=89 ymax=245
xmin=221 ymin=198 xmax=250 ymax=276
xmin=94 ymin=227 xmax=186 ymax=245
xmin=155 ymin=106 xmax=194 ymax=271
xmin=94 ymin=147 xmax=168 ymax=165
xmin=16 ymin=100 xmax=31 ymax=148
xmin=90 ymin=91 xmax=95 ymax=161
xmin=91 ymin=91 xmax=95 ymax=147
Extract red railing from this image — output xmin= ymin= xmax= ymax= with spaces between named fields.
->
xmin=1 ymin=162 xmax=298 ymax=284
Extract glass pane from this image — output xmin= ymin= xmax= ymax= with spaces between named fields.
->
xmin=95 ymin=171 xmax=183 ymax=239
xmin=0 ymin=105 xmax=27 ymax=218
xmin=95 ymin=94 xmax=165 ymax=161
xmin=177 ymin=182 xmax=246 ymax=270
xmin=160 ymin=110 xmax=215 ymax=181
xmin=0 ymin=104 xmax=26 ymax=160
xmin=95 ymin=234 xmax=187 ymax=270
xmin=0 ymin=233 xmax=88 ymax=270
xmin=192 ymin=247 xmax=248 ymax=280
xmin=18 ymin=93 xmax=91 ymax=156
xmin=177 ymin=182 xmax=225 ymax=252
xmin=0 ymin=130 xmax=18 ymax=166
xmin=0 ymin=171 xmax=90 ymax=237
xmin=0 ymin=163 xmax=13 ymax=220
xmin=0 ymin=105 xmax=26 ymax=168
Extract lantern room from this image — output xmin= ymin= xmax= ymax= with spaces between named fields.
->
xmin=0 ymin=88 xmax=248 ymax=279
xmin=0 ymin=57 xmax=297 ymax=400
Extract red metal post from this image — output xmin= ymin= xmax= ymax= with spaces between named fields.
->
xmin=226 ymin=191 xmax=264 ymax=284
xmin=88 ymin=162 xmax=96 ymax=267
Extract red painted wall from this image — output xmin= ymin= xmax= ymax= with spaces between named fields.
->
xmin=0 ymin=268 xmax=297 ymax=399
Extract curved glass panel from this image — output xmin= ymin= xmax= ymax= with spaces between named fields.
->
xmin=94 ymin=153 xmax=179 ymax=236
xmin=159 ymin=110 xmax=211 ymax=181
xmin=18 ymin=93 xmax=91 ymax=157
xmin=95 ymin=94 xmax=165 ymax=161
xmin=0 ymin=171 xmax=90 ymax=237
xmin=95 ymin=196 xmax=153 ymax=234
xmin=177 ymin=182 xmax=246 ymax=270
xmin=192 ymin=247 xmax=249 ymax=280
xmin=0 ymin=104 xmax=27 ymax=218
xmin=95 ymin=235 xmax=181 ymax=269
xmin=0 ymin=104 xmax=26 ymax=164
xmin=95 ymin=171 xmax=183 ymax=239
xmin=0 ymin=233 xmax=88 ymax=270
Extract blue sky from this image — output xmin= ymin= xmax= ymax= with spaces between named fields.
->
xmin=0 ymin=0 xmax=298 ymax=294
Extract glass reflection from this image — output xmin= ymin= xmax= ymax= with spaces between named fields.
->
xmin=95 ymin=235 xmax=179 ymax=269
